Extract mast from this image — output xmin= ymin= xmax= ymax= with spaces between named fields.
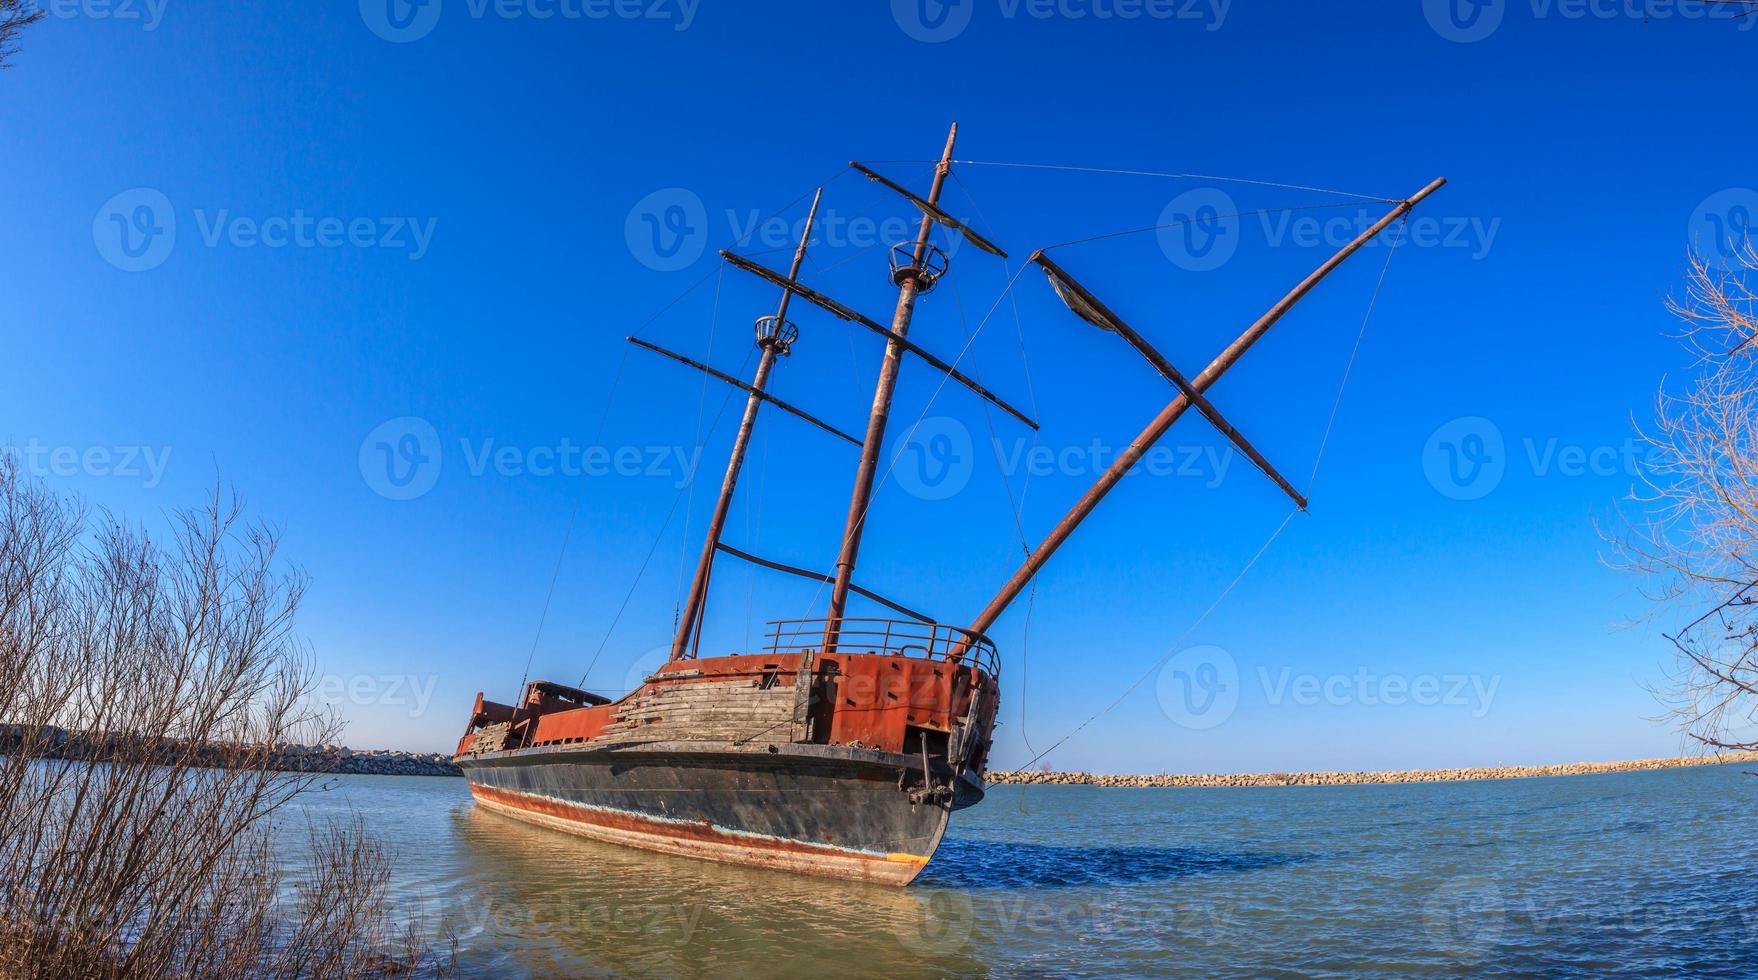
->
xmin=966 ymin=178 xmax=1447 ymax=638
xmin=671 ymin=189 xmax=824 ymax=660
xmin=821 ymin=123 xmax=960 ymax=653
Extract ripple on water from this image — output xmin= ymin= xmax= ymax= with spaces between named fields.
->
xmin=283 ymin=763 xmax=1758 ymax=977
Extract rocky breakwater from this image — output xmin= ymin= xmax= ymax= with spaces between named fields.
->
xmin=0 ymin=725 xmax=462 ymax=777
xmin=987 ymin=750 xmax=1758 ymax=788
xmin=269 ymin=744 xmax=463 ymax=777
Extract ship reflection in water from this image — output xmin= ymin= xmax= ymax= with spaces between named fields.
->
xmin=304 ymin=765 xmax=1758 ymax=977
xmin=445 ymin=801 xmax=1295 ymax=976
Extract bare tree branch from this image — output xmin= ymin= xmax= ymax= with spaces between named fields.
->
xmin=0 ymin=457 xmax=449 ymax=977
xmin=0 ymin=0 xmax=44 ymax=69
xmin=1609 ymin=236 xmax=1758 ymax=752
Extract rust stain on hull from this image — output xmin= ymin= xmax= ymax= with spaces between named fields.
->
xmin=469 ymin=783 xmax=932 ymax=886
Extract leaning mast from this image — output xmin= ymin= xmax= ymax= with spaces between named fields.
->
xmin=965 ymin=178 xmax=1447 ymax=638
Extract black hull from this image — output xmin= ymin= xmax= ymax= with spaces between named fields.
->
xmin=458 ymin=740 xmax=983 ymax=885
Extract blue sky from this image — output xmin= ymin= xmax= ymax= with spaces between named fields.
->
xmin=5 ymin=0 xmax=1754 ymax=772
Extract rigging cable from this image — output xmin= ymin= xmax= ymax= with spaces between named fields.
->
xmin=1039 ymin=201 xmax=1381 ymax=253
xmin=673 ymin=267 xmax=725 ymax=628
xmin=787 ymin=200 xmax=1398 ymax=626
xmin=515 ymin=171 xmax=848 ymax=693
xmin=1013 ymin=216 xmax=1411 ymax=772
xmin=947 ymin=171 xmax=1047 ymax=769
xmin=860 ymin=159 xmax=1395 ymax=203
xmin=576 ymin=345 xmax=756 ymax=689
xmin=948 ymin=253 xmax=1048 ymax=796
xmin=788 ymin=256 xmax=1037 ymax=623
xmin=512 ymin=263 xmax=733 ymax=696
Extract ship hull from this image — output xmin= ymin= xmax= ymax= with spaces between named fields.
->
xmin=458 ymin=740 xmax=976 ymax=886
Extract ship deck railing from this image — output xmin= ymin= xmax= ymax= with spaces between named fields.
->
xmin=761 ymin=618 xmax=1000 ymax=678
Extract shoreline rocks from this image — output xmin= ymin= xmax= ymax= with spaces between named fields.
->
xmin=0 ymin=725 xmax=463 ymax=778
xmin=268 ymin=744 xmax=462 ymax=777
xmin=17 ymin=723 xmax=1753 ymax=785
xmin=985 ymin=750 xmax=1758 ymax=788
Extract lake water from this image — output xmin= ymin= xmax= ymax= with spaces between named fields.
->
xmin=291 ymin=764 xmax=1758 ymax=977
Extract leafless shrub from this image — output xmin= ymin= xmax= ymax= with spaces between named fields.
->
xmin=1611 ymin=237 xmax=1758 ymax=751
xmin=0 ymin=457 xmax=446 ymax=978
xmin=0 ymin=0 xmax=43 ymax=69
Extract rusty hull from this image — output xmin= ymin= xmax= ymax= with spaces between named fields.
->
xmin=454 ymin=646 xmax=997 ymax=885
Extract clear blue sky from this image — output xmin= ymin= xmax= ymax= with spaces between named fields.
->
xmin=5 ymin=1 xmax=1753 ymax=772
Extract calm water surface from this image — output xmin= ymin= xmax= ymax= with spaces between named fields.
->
xmin=288 ymin=764 xmax=1758 ymax=977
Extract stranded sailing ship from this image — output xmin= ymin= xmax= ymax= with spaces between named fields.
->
xmin=453 ymin=124 xmax=1444 ymax=885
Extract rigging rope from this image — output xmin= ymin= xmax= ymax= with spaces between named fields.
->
xmin=861 ymin=159 xmax=1395 ymax=203
xmin=787 ymin=257 xmax=1037 ymax=624
xmin=1307 ymin=217 xmax=1407 ymax=492
xmin=519 ymin=173 xmax=850 ymax=692
xmin=515 ymin=346 xmax=632 ymax=696
xmin=950 ymin=170 xmax=1048 ymax=772
xmin=516 ymin=259 xmax=741 ymax=695
xmin=673 ymin=266 xmax=725 ymax=627
xmin=1013 ymin=215 xmax=1413 ymax=772
xmin=1014 ymin=506 xmax=1298 ymax=771
xmin=577 ymin=346 xmax=755 ymax=689
xmin=1040 ymin=201 xmax=1380 ymax=253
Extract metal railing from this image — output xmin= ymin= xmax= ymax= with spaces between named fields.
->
xmin=762 ymin=618 xmax=1000 ymax=677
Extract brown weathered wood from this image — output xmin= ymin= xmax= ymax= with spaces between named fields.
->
xmin=719 ymin=250 xmax=1037 ymax=429
xmin=1033 ymin=252 xmax=1308 ymax=510
xmin=825 ymin=123 xmax=966 ymax=656
xmin=849 ymin=161 xmax=1008 ymax=258
xmin=712 ymin=542 xmax=934 ymax=623
xmin=968 ymin=178 xmax=1447 ymax=638
xmin=628 ymin=338 xmax=859 ymax=447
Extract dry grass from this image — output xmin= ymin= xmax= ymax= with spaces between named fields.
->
xmin=0 ymin=458 xmax=448 ymax=978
